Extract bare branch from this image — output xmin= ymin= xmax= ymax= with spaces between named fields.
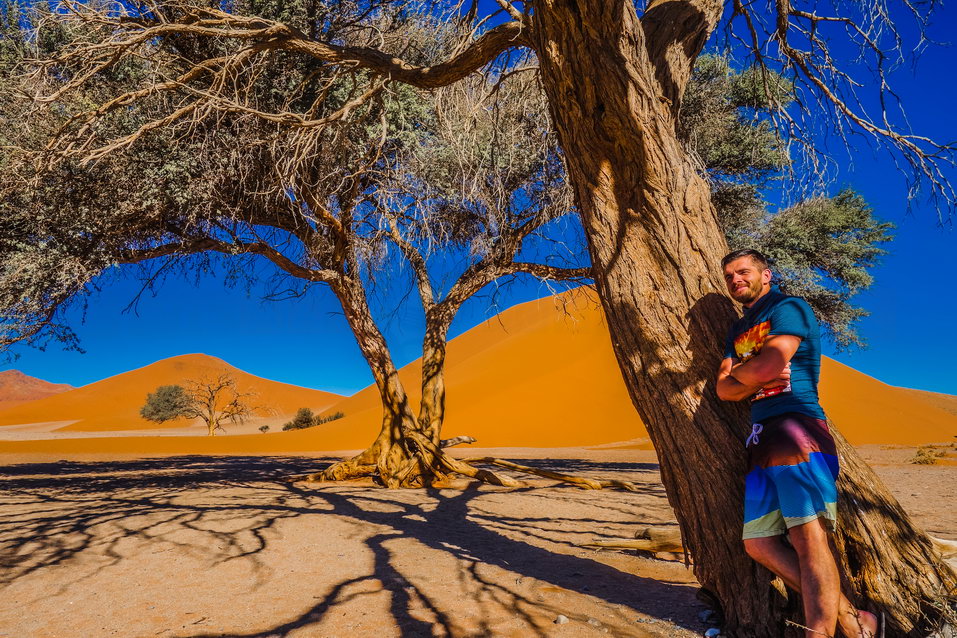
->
xmin=725 ymin=0 xmax=956 ymax=208
xmin=118 ymin=238 xmax=339 ymax=284
xmin=509 ymin=263 xmax=591 ymax=281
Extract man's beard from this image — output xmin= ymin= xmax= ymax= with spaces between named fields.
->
xmin=731 ymin=279 xmax=764 ymax=304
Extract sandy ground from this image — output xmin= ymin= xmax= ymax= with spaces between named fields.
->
xmin=0 ymin=446 xmax=954 ymax=638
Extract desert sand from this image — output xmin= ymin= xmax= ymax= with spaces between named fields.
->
xmin=0 ymin=446 xmax=953 ymax=638
xmin=0 ymin=354 xmax=342 ymax=435
xmin=0 ymin=370 xmax=72 ymax=411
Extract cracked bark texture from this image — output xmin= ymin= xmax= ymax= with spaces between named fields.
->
xmin=530 ymin=0 xmax=954 ymax=635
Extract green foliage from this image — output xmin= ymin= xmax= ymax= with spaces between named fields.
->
xmin=680 ymin=55 xmax=790 ymax=178
xmin=724 ymin=189 xmax=893 ymax=349
xmin=682 ymin=56 xmax=894 ymax=348
xmin=259 ymin=424 xmax=270 ymax=433
xmin=281 ymin=408 xmax=345 ymax=431
xmin=282 ymin=407 xmax=316 ymax=431
xmin=317 ymin=411 xmax=345 ymax=425
xmin=140 ymin=385 xmax=191 ymax=423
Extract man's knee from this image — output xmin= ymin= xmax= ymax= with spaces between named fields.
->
xmin=743 ymin=536 xmax=780 ymax=563
xmin=786 ymin=518 xmax=830 ymax=557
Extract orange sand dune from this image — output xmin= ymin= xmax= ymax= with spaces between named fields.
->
xmin=0 ymin=370 xmax=73 ymax=411
xmin=0 ymin=354 xmax=341 ymax=432
xmin=898 ymin=388 xmax=957 ymax=418
xmin=0 ymin=290 xmax=954 ymax=456
xmin=305 ymin=289 xmax=956 ymax=449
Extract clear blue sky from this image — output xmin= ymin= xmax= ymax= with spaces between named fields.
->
xmin=2 ymin=3 xmax=956 ymax=396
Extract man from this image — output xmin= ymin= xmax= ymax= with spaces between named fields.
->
xmin=716 ymin=249 xmax=880 ymax=638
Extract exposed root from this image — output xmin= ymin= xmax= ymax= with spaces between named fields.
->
xmin=284 ymin=436 xmax=641 ymax=492
xmin=931 ymin=536 xmax=957 ymax=570
xmin=407 ymin=432 xmax=522 ymax=487
xmin=462 ymin=457 xmax=640 ymax=491
xmin=286 ymin=457 xmax=376 ymax=483
xmin=583 ymin=538 xmax=685 ymax=552
xmin=583 ymin=526 xmax=685 ymax=555
xmin=439 ymin=435 xmax=477 ymax=448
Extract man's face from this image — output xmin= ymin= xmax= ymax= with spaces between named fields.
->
xmin=723 ymin=257 xmax=771 ymax=305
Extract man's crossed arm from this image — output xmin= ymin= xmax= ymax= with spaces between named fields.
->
xmin=716 ymin=335 xmax=801 ymax=402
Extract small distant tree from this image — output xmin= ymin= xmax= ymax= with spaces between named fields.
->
xmin=139 ymin=385 xmax=191 ymax=422
xmin=282 ymin=408 xmax=344 ymax=431
xmin=140 ymin=373 xmax=256 ymax=436
xmin=282 ymin=408 xmax=315 ymax=431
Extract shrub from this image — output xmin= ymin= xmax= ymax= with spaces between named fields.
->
xmin=281 ymin=408 xmax=344 ymax=431
xmin=259 ymin=425 xmax=270 ymax=433
xmin=909 ymin=445 xmax=946 ymax=465
xmin=282 ymin=408 xmax=316 ymax=431
xmin=140 ymin=385 xmax=191 ymax=422
xmin=316 ymin=411 xmax=345 ymax=425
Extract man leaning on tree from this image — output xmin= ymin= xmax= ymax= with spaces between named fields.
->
xmin=716 ymin=249 xmax=881 ymax=638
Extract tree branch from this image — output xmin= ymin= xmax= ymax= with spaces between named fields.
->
xmin=117 ymin=237 xmax=339 ymax=284
xmin=55 ymin=5 xmax=527 ymax=90
xmin=509 ymin=263 xmax=591 ymax=281
xmin=640 ymin=0 xmax=725 ymax=112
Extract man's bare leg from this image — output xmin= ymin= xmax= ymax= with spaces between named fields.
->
xmin=787 ymin=519 xmax=840 ymax=636
xmin=744 ymin=521 xmax=878 ymax=637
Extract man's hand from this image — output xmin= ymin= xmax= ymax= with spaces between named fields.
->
xmin=729 ymin=335 xmax=801 ymax=387
xmin=717 ymin=358 xmax=762 ymax=401
xmin=761 ymin=362 xmax=791 ymax=390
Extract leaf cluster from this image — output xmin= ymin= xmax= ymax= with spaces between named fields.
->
xmin=681 ymin=55 xmax=894 ymax=348
xmin=140 ymin=384 xmax=193 ymax=422
xmin=281 ymin=407 xmax=344 ymax=430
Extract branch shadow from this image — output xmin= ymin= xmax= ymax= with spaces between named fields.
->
xmin=0 ymin=455 xmax=706 ymax=637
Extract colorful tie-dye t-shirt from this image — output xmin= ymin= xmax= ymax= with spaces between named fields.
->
xmin=723 ymin=289 xmax=827 ymax=422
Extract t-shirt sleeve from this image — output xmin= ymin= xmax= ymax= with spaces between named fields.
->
xmin=723 ymin=330 xmax=736 ymax=360
xmin=768 ymin=297 xmax=817 ymax=340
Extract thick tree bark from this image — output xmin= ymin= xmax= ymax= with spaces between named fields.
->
xmin=531 ymin=1 xmax=954 ymax=635
xmin=315 ymin=276 xmax=444 ymax=487
xmin=418 ymin=307 xmax=453 ymax=444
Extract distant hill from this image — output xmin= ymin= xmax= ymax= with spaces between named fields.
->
xmin=0 ymin=354 xmax=342 ymax=432
xmin=0 ymin=370 xmax=73 ymax=410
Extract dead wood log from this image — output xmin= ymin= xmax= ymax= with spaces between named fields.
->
xmin=439 ymin=435 xmax=477 ymax=448
xmin=584 ymin=537 xmax=686 ymax=553
xmin=462 ymin=457 xmax=640 ymax=491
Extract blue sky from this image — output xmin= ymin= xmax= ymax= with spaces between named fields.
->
xmin=2 ymin=3 xmax=956 ymax=396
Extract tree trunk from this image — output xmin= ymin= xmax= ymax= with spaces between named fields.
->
xmin=314 ymin=277 xmax=448 ymax=487
xmin=531 ymin=2 xmax=955 ymax=635
xmin=418 ymin=307 xmax=454 ymax=443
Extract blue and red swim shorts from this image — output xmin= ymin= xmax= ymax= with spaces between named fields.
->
xmin=742 ymin=412 xmax=839 ymax=539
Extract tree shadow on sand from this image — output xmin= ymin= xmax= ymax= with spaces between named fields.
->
xmin=0 ymin=456 xmax=705 ymax=637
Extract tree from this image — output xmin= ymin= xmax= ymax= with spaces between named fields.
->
xmin=1 ymin=6 xmax=587 ymax=488
xmin=1 ymin=1 xmax=953 ymax=635
xmin=282 ymin=408 xmax=316 ymax=431
xmin=141 ymin=374 xmax=256 ymax=436
xmin=140 ymin=385 xmax=193 ymax=422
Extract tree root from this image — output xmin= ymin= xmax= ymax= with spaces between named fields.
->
xmin=406 ymin=432 xmax=522 ymax=487
xmin=583 ymin=538 xmax=685 ymax=552
xmin=284 ymin=436 xmax=641 ymax=492
xmin=285 ymin=457 xmax=376 ymax=483
xmin=439 ymin=435 xmax=476 ymax=448
xmin=582 ymin=526 xmax=685 ymax=558
xmin=462 ymin=457 xmax=640 ymax=491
